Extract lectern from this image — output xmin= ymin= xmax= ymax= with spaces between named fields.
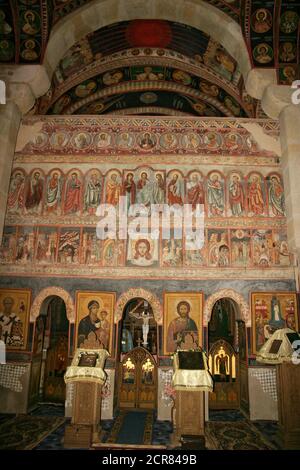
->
xmin=64 ymin=348 xmax=109 ymax=448
xmin=171 ymin=350 xmax=213 ymax=447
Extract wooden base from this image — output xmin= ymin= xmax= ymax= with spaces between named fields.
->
xmin=64 ymin=424 xmax=103 ymax=449
xmin=277 ymin=363 xmax=300 ymax=450
xmin=64 ymin=424 xmax=93 ymax=449
xmin=181 ymin=434 xmax=206 ymax=450
xmin=175 ymin=390 xmax=205 ymax=437
xmin=64 ymin=381 xmax=104 ymax=448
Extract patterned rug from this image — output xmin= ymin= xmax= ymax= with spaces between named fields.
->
xmin=0 ymin=414 xmax=65 ymax=450
xmin=105 ymin=410 xmax=153 ymax=445
xmin=206 ymin=420 xmax=276 ymax=450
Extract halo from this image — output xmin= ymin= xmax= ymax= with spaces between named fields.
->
xmin=175 ymin=300 xmax=191 ymax=313
xmin=256 ymin=8 xmax=267 ymax=21
xmin=168 ymin=170 xmax=181 ymax=180
xmin=83 ymin=297 xmax=102 ymax=313
xmin=137 ymin=168 xmax=152 ymax=180
xmin=107 ymin=171 xmax=120 ymax=179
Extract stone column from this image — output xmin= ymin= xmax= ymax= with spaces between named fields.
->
xmin=0 ymin=65 xmax=50 ymax=243
xmin=259 ymin=83 xmax=300 ymax=282
xmin=279 ymin=105 xmax=300 ymax=263
xmin=0 ymin=102 xmax=21 ymax=243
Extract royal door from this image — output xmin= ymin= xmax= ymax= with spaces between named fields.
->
xmin=118 ymin=347 xmax=157 ymax=410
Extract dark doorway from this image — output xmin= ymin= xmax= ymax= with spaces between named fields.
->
xmin=41 ymin=297 xmax=69 ymax=403
xmin=208 ymin=298 xmax=239 ymax=410
xmin=208 ymin=298 xmax=236 ymax=346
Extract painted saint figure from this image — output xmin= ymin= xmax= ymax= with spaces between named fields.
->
xmin=46 ymin=172 xmax=62 ymax=213
xmin=167 ymin=173 xmax=184 ymax=205
xmin=77 ymin=300 xmax=101 ymax=347
xmin=25 ymin=171 xmax=44 ymax=213
xmin=84 ymin=172 xmax=102 ymax=214
xmin=121 ymin=328 xmax=133 ymax=352
xmin=136 ymin=172 xmax=154 ymax=207
xmin=248 ymin=175 xmax=264 ymax=215
xmin=105 ymin=173 xmax=121 ymax=206
xmin=139 ymin=132 xmax=156 ymax=150
xmin=0 ymin=297 xmax=23 ymax=347
xmin=7 ymin=172 xmax=25 ymax=213
xmin=269 ymin=296 xmax=285 ymax=329
xmin=229 ymin=175 xmax=244 ymax=216
xmin=64 ymin=172 xmax=81 ymax=214
xmin=207 ymin=174 xmax=224 ymax=216
xmin=215 ymin=346 xmax=230 ymax=381
xmin=153 ymin=173 xmax=165 ymax=204
xmin=122 ymin=173 xmax=136 ymax=211
xmin=186 ymin=173 xmax=204 ymax=209
xmin=269 ymin=176 xmax=285 ymax=216
xmin=166 ymin=301 xmax=198 ymax=352
xmin=251 ymin=8 xmax=272 ymax=34
xmin=96 ymin=309 xmax=110 ymax=348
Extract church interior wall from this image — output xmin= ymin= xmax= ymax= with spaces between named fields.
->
xmin=0 ymin=115 xmax=297 ymax=419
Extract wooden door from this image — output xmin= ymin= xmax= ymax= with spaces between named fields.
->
xmin=118 ymin=347 xmax=156 ymax=410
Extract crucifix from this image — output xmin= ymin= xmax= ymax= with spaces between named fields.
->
xmin=129 ymin=299 xmax=153 ymax=347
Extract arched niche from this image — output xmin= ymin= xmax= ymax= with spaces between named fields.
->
xmin=30 ymin=286 xmax=75 ymax=323
xmin=114 ymin=288 xmax=162 ymax=325
xmin=204 ymin=289 xmax=250 ymax=327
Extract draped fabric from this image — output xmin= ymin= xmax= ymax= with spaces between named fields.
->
xmin=172 ymin=350 xmax=213 ymax=392
xmin=64 ymin=348 xmax=109 ymax=384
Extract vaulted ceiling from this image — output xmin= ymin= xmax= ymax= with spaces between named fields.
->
xmin=38 ymin=21 xmax=253 ymax=117
xmin=0 ymin=1 xmax=299 ymax=117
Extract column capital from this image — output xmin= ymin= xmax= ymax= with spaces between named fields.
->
xmin=261 ymin=84 xmax=297 ymax=120
xmin=245 ymin=68 xmax=277 ymax=100
xmin=0 ymin=65 xmax=50 ymax=115
xmin=245 ymin=68 xmax=298 ymax=120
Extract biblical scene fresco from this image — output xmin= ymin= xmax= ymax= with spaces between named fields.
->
xmin=251 ymin=292 xmax=298 ymax=354
xmin=1 ymin=165 xmax=290 ymax=267
xmin=0 ymin=116 xmax=290 ymax=278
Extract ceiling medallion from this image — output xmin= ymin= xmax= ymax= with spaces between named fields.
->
xmin=140 ymin=92 xmax=158 ymax=104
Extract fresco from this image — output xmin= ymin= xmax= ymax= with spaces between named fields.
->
xmin=45 ymin=65 xmax=246 ymax=118
xmin=4 ymin=166 xmax=287 ymax=220
xmin=0 ymin=116 xmax=291 ymax=278
xmin=251 ymin=292 xmax=298 ymax=353
xmin=17 ymin=120 xmax=275 ymax=157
